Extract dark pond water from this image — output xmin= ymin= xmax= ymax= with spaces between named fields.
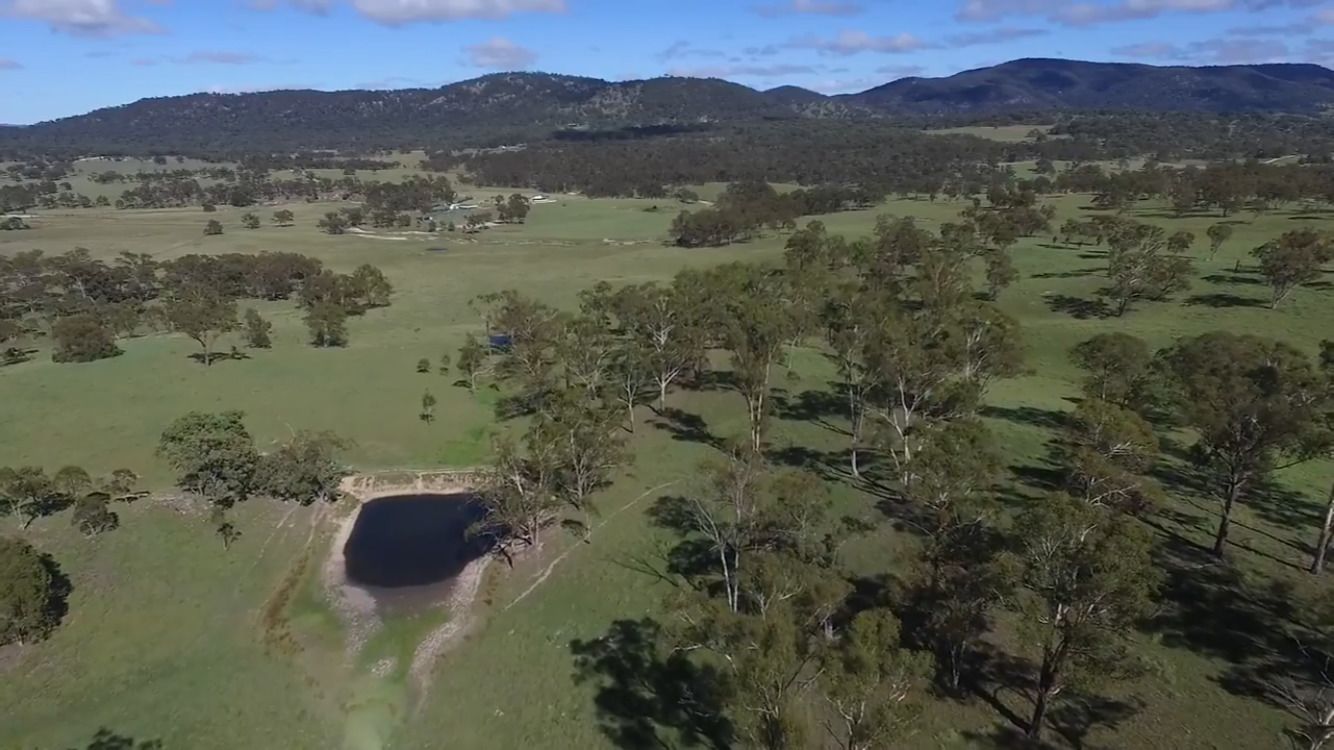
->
xmin=343 ymin=494 xmax=489 ymax=610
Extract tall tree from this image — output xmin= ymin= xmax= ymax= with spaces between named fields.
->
xmin=823 ymin=286 xmax=883 ymax=478
xmin=1310 ymin=341 xmax=1334 ymax=574
xmin=1060 ymin=399 xmax=1163 ymax=513
xmin=715 ymin=265 xmax=794 ymax=453
xmin=456 ymin=333 xmax=490 ymax=394
xmin=242 ymin=308 xmax=272 ymax=349
xmin=1252 ymin=229 xmax=1333 ymax=309
xmin=256 ymin=431 xmax=349 ymax=505
xmin=1104 ymin=223 xmax=1193 ymax=316
xmin=1069 ymin=332 xmax=1154 ymax=407
xmin=50 ymin=314 xmax=119 ymax=363
xmin=532 ymin=391 xmax=625 ymax=518
xmin=304 ymin=300 xmax=348 ymax=347
xmin=819 ymin=609 xmax=929 ymax=750
xmin=983 ymin=248 xmax=1018 ymax=301
xmin=0 ymin=467 xmax=69 ymax=528
xmin=471 ymin=435 xmax=562 ymax=558
xmin=0 ymin=537 xmax=63 ymax=646
xmin=1167 ymin=229 xmax=1195 ymax=255
xmin=349 ymin=264 xmax=393 ymax=309
xmin=1013 ymin=496 xmax=1158 ymax=742
xmin=613 ymin=281 xmax=705 ymax=411
xmin=157 ymin=411 xmax=258 ymax=508
xmin=164 ymin=286 xmax=239 ymax=366
xmin=1162 ymin=333 xmax=1331 ymax=556
xmin=1206 ymin=222 xmax=1233 ymax=259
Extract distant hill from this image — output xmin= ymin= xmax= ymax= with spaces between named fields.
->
xmin=841 ymin=58 xmax=1334 ymax=115
xmin=3 ymin=59 xmax=1332 ymax=154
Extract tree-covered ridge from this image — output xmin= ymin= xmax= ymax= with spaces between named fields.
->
xmin=4 ymin=59 xmax=1334 ymax=155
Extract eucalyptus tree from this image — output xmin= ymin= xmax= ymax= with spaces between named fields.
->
xmin=1013 ymin=496 xmax=1158 ymax=742
xmin=1162 ymin=332 xmax=1331 ymax=556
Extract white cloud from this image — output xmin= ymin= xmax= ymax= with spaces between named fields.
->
xmin=1056 ymin=0 xmax=1232 ymax=26
xmin=946 ymin=27 xmax=1048 ymax=47
xmin=792 ymin=30 xmax=932 ymax=55
xmin=464 ymin=36 xmax=537 ymax=68
xmin=1111 ymin=37 xmax=1290 ymax=63
xmin=876 ymin=63 xmax=926 ymax=77
xmin=955 ymin=0 xmax=1061 ymax=22
xmin=956 ymin=0 xmax=1323 ymax=26
xmin=246 ymin=0 xmax=334 ymax=10
xmin=183 ymin=50 xmax=264 ymax=64
xmin=753 ymin=0 xmax=863 ymax=17
xmin=1110 ymin=41 xmax=1187 ymax=58
xmin=205 ymin=82 xmax=318 ymax=94
xmin=252 ymin=0 xmax=564 ymax=23
xmin=0 ymin=0 xmax=162 ymax=36
xmin=666 ymin=63 xmax=819 ymax=79
xmin=657 ymin=40 xmax=727 ymax=62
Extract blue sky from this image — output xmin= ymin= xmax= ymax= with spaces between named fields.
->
xmin=0 ymin=0 xmax=1331 ymax=124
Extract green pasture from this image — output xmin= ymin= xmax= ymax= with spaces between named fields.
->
xmin=1 ymin=190 xmax=1332 ymax=749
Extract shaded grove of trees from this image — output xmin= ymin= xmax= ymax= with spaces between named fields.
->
xmin=669 ymin=181 xmax=876 ymax=248
xmin=157 ymin=411 xmax=350 ymax=545
xmin=457 ymin=121 xmax=1023 ymax=199
xmin=0 ymin=466 xmax=143 ymax=649
xmin=0 ymin=249 xmax=392 ymax=364
xmin=523 ymin=215 xmax=1176 ymax=746
xmin=0 ymin=465 xmax=141 ymax=533
xmin=444 ymin=207 xmax=1334 ymax=745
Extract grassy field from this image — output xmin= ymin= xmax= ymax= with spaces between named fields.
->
xmin=1 ymin=188 xmax=1332 ymax=749
xmin=923 ymin=124 xmax=1054 ymax=142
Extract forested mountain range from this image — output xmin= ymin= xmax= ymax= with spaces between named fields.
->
xmin=3 ymin=58 xmax=1333 ymax=155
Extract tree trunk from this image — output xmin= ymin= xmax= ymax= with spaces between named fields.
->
xmin=1213 ymin=480 xmax=1244 ymax=557
xmin=658 ymin=379 xmax=668 ymax=412
xmin=1027 ymin=658 xmax=1058 ymax=741
xmin=848 ymin=394 xmax=863 ymax=479
xmin=1311 ymin=482 xmax=1334 ymax=574
xmin=748 ymin=391 xmax=765 ymax=454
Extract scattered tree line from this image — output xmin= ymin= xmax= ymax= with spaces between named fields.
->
xmin=0 ymin=248 xmax=392 ymax=365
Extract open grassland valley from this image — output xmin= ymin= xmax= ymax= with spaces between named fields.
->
xmin=3 ymin=52 xmax=1334 ymax=750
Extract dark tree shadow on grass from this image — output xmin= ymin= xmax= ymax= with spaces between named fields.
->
xmin=981 ymin=405 xmax=1072 ymax=432
xmin=1184 ymin=293 xmax=1266 ymax=308
xmin=1044 ymin=294 xmax=1112 ymax=319
xmin=186 ymin=349 xmax=250 ymax=365
xmin=41 ymin=552 xmax=72 ymax=636
xmin=1153 ymin=452 xmax=1318 ymax=561
xmin=959 ymin=647 xmax=1144 ymax=750
xmin=647 ymin=495 xmax=722 ymax=584
xmin=771 ymin=387 xmax=848 ymax=437
xmin=649 ymin=407 xmax=726 ymax=452
xmin=1143 ymin=530 xmax=1303 ymax=672
xmin=570 ymin=618 xmax=733 ymax=750
xmin=1203 ymin=273 xmax=1264 ymax=286
xmin=70 ymin=728 xmax=163 ymax=750
xmin=678 ymin=369 xmax=736 ymax=394
xmin=1 ymin=347 xmax=37 ymax=366
xmin=766 ymin=444 xmax=848 ymax=484
xmin=1031 ymin=267 xmax=1103 ymax=279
